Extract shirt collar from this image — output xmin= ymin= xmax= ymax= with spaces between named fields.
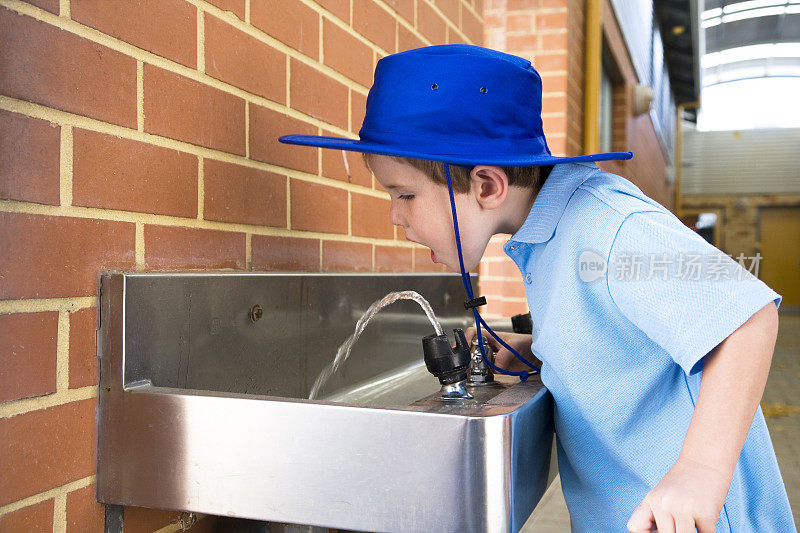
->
xmin=508 ymin=161 xmax=601 ymax=245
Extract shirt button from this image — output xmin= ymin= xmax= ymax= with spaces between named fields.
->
xmin=525 ymin=273 xmax=532 ymax=284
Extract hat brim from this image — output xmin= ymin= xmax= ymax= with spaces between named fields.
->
xmin=278 ymin=134 xmax=633 ymax=167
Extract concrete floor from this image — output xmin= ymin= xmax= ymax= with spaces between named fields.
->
xmin=521 ymin=311 xmax=800 ymax=532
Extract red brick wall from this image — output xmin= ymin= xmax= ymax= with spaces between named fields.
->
xmin=480 ymin=0 xmax=674 ymax=318
xmin=0 ymin=1 xmax=481 ymax=530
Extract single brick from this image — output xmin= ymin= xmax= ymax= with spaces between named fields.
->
xmin=398 ymin=24 xmax=426 ymax=52
xmin=537 ymin=10 xmax=569 ymax=30
xmin=0 ymin=109 xmax=60 ymax=205
xmin=316 ymin=0 xmax=350 ymax=23
xmin=0 ymin=311 xmax=58 ymax=403
xmin=351 ymin=193 xmax=392 ymax=239
xmin=506 ymin=12 xmax=534 ymax=32
xmin=540 ymin=72 xmax=568 ymax=93
xmin=323 ymin=18 xmax=374 ymax=87
xmin=417 ymin=1 xmax=447 ymax=44
xmin=249 ymin=104 xmax=318 ymax=174
xmin=0 ymin=398 xmax=97 ymax=507
xmin=461 ymin=5 xmax=483 ymax=44
xmin=0 ymin=499 xmax=54 ymax=532
xmin=353 ymin=0 xmax=397 ymax=52
xmin=322 ymin=240 xmax=372 ymax=271
xmin=290 ymin=179 xmax=348 ymax=234
xmin=205 ymin=14 xmax=286 ymax=102
xmin=68 ymin=307 xmax=97 ymax=390
xmin=203 ymin=159 xmax=287 ymax=227
xmin=435 ymin=0 xmax=460 ymax=26
xmin=144 ymin=65 xmax=246 ymax=155
xmin=144 ymin=225 xmax=246 ymax=270
xmin=71 ymin=0 xmax=196 ymax=67
xmin=72 ymin=129 xmax=198 ymax=218
xmin=540 ymin=31 xmax=568 ymax=51
xmin=251 ymin=0 xmax=319 ymax=59
xmin=383 ymin=0 xmax=414 ymax=22
xmin=0 ymin=8 xmax=137 ymax=128
xmin=507 ymin=0 xmax=540 ymax=8
xmin=65 ymin=484 xmax=105 ymax=533
xmin=0 ymin=213 xmax=136 ymax=300
xmin=542 ymin=96 xmax=567 ymax=115
xmin=206 ymin=0 xmax=246 ymax=19
xmin=533 ymin=52 xmax=569 ymax=72
xmin=251 ymin=235 xmax=320 ymax=271
xmin=375 ymin=245 xmax=413 ymax=272
xmin=506 ymin=34 xmax=538 ymax=52
xmin=320 ymin=129 xmax=372 ymax=188
xmin=290 ymin=59 xmax=349 ymax=131
xmin=28 ymin=0 xmax=58 ymax=13
xmin=447 ymin=26 xmax=467 ymax=45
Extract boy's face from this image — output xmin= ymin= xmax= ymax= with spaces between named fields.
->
xmin=367 ymin=155 xmax=491 ymax=272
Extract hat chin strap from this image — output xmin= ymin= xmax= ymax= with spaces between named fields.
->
xmin=443 ymin=163 xmax=540 ymax=380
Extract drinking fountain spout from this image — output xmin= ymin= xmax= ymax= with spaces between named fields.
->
xmin=421 ymin=329 xmax=473 ymax=400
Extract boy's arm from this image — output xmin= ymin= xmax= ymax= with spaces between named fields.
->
xmin=627 ymin=301 xmax=779 ymax=533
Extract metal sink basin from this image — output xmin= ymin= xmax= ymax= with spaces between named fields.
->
xmin=96 ymin=272 xmax=554 ymax=532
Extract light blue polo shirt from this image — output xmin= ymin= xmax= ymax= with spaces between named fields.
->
xmin=504 ymin=161 xmax=795 ymax=532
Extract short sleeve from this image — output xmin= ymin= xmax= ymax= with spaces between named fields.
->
xmin=607 ymin=210 xmax=781 ymax=376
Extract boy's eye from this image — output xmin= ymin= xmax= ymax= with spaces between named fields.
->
xmin=398 ymin=194 xmax=415 ymax=201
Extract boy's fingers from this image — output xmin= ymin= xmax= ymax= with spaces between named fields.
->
xmin=627 ymin=500 xmax=655 ymax=533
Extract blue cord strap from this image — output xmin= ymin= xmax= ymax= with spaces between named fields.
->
xmin=442 ymin=163 xmax=540 ymax=380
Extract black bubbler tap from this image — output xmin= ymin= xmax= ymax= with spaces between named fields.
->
xmin=421 ymin=328 xmax=473 ymax=400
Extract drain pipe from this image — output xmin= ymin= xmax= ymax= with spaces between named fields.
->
xmin=583 ymin=0 xmax=603 ymax=155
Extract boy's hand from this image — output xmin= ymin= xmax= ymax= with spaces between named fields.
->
xmin=463 ymin=327 xmax=540 ymax=372
xmin=627 ymin=456 xmax=731 ymax=533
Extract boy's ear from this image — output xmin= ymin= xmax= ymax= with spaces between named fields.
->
xmin=470 ymin=165 xmax=509 ymax=209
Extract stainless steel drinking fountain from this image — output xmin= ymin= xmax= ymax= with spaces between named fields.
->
xmin=96 ymin=272 xmax=555 ymax=532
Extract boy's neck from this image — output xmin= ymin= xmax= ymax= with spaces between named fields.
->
xmin=493 ymin=184 xmax=541 ymax=237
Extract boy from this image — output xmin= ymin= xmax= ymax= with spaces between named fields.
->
xmin=279 ymin=45 xmax=795 ymax=532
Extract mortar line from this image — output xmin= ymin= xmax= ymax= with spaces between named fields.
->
xmin=197 ymin=9 xmax=205 ymax=73
xmin=244 ymin=102 xmax=250 ymax=158
xmin=0 ymin=386 xmax=96 ymax=419
xmin=286 ymin=175 xmax=291 ymax=230
xmin=347 ymin=191 xmax=352 ymax=236
xmin=245 ymin=233 xmax=252 ymax=270
xmin=135 ymin=222 xmax=145 ymax=271
xmin=0 ymin=298 xmax=96 ymax=314
xmin=58 ymin=0 xmax=68 ymax=18
xmin=136 ymin=60 xmax=144 ymax=131
xmin=52 ymin=493 xmax=67 ymax=533
xmin=285 ymin=54 xmax=291 ymax=108
xmin=59 ymin=126 xmax=73 ymax=206
xmin=318 ymin=240 xmax=323 ymax=270
xmin=0 ymin=198 xmax=417 ymax=246
xmin=244 ymin=0 xmax=250 ymax=23
xmin=55 ymin=310 xmax=69 ymax=391
xmin=0 ymin=97 xmax=388 ymax=197
xmin=0 ymin=475 xmax=95 ymax=517
xmin=197 ymin=156 xmax=204 ymax=220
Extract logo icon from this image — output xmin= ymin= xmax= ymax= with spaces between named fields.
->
xmin=578 ymin=250 xmax=607 ymax=282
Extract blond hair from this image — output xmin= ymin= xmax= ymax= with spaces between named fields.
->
xmin=361 ymin=153 xmax=552 ymax=194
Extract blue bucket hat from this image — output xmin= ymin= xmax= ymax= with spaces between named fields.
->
xmin=278 ymin=44 xmax=633 ymax=166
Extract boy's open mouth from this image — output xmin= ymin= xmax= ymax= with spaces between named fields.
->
xmin=431 ymin=250 xmax=438 ymax=263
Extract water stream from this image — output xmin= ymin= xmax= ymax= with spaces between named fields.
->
xmin=308 ymin=291 xmax=443 ymax=400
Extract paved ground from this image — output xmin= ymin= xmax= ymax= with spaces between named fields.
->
xmin=522 ymin=311 xmax=800 ymax=532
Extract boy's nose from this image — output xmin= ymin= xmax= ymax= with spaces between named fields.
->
xmin=389 ymin=203 xmax=406 ymax=228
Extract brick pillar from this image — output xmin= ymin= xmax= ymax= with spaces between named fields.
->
xmin=481 ymin=0 xmax=572 ymax=318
